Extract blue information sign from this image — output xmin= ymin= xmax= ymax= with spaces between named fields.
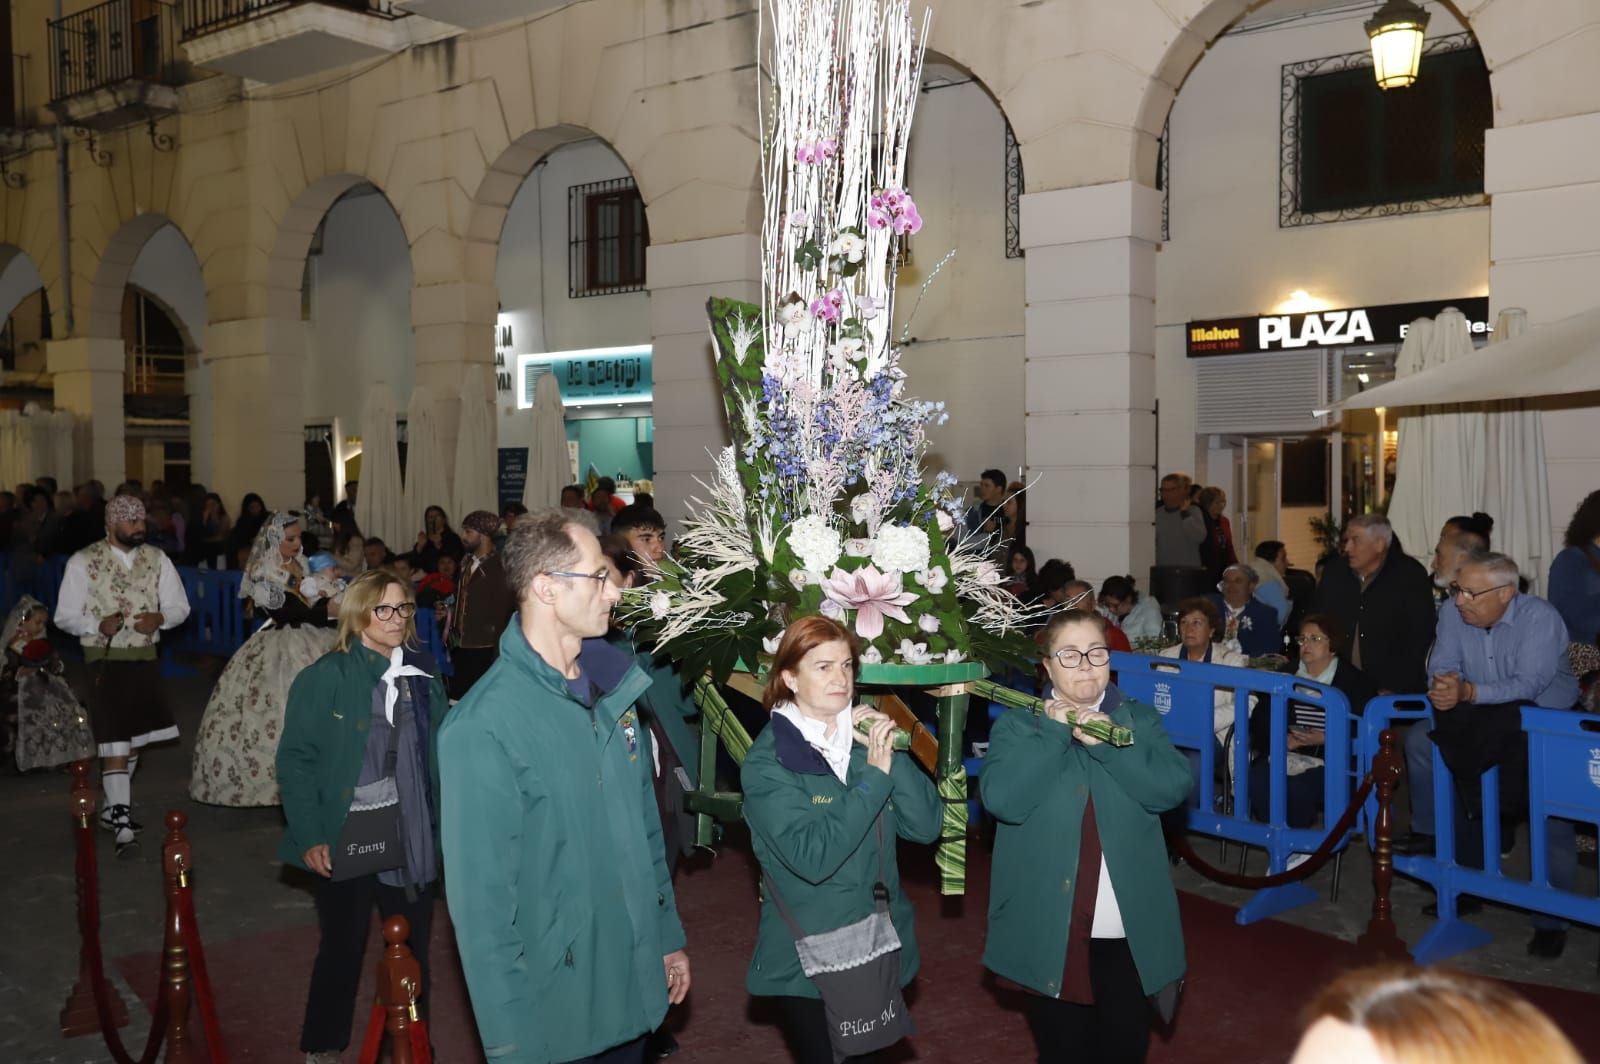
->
xmin=498 ymin=447 xmax=528 ymax=510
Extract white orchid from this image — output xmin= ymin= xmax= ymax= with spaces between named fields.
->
xmin=917 ymin=613 xmax=940 ymax=634
xmin=762 ymin=633 xmax=783 ymax=655
xmin=789 ymin=569 xmax=814 ymax=591
xmin=829 ymin=231 xmax=866 ymax=263
xmin=849 ymin=491 xmax=880 ymax=527
xmin=845 ymin=537 xmax=874 ymax=557
xmin=819 ymin=597 xmax=845 ymax=620
xmin=914 ymin=565 xmax=949 ymax=595
xmin=897 ymin=639 xmax=933 ymax=665
xmin=777 ymin=300 xmax=808 ymax=328
xmin=860 ymin=644 xmax=883 ymax=665
xmin=934 ymin=509 xmax=954 ymax=535
xmin=943 ymin=649 xmax=965 ymax=665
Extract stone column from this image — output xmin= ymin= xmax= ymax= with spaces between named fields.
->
xmin=202 ymin=317 xmax=306 ymax=511
xmin=47 ymin=337 xmax=126 ymax=487
xmin=1484 ymin=111 xmax=1600 ymax=562
xmin=411 ymin=278 xmax=499 ymax=482
xmin=1020 ymin=182 xmax=1161 ymax=585
xmin=646 ymin=234 xmax=760 ymax=532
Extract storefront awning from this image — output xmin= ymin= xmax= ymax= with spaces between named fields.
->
xmin=1327 ymin=304 xmax=1600 ymax=412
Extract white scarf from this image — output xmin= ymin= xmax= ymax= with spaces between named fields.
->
xmin=774 ymin=703 xmax=855 ymax=784
xmin=380 ymin=646 xmax=430 ymax=724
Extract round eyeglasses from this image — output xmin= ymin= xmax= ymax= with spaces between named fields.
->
xmin=1050 ymin=646 xmax=1111 ymax=669
xmin=372 ymin=602 xmax=417 ymax=622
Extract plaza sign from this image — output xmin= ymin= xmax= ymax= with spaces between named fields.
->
xmin=1186 ymin=297 xmax=1490 ymax=358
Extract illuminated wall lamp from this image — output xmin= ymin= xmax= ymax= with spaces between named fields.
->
xmin=1365 ymin=0 xmax=1430 ymax=90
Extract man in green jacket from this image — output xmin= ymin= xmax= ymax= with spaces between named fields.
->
xmin=439 ymin=510 xmax=690 ymax=1063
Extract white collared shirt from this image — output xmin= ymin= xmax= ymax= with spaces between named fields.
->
xmin=54 ymin=541 xmax=191 ymax=641
xmin=773 ymin=703 xmax=855 ymax=784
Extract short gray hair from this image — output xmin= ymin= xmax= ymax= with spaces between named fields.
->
xmin=1347 ymin=513 xmax=1394 ymax=545
xmin=1223 ymin=563 xmax=1258 ymax=586
xmin=1459 ymin=550 xmax=1520 ymax=585
xmin=502 ymin=507 xmax=599 ymax=606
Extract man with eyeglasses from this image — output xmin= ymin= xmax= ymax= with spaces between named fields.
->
xmin=1397 ymin=552 xmax=1579 ymax=958
xmin=438 ymin=508 xmax=691 ymax=1063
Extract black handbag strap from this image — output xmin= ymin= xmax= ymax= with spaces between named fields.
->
xmin=763 ymin=813 xmax=888 ymax=943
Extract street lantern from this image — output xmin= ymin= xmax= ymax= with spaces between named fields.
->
xmin=1365 ymin=0 xmax=1430 ymax=89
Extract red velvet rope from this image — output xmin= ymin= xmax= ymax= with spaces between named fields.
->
xmin=357 ymin=1002 xmax=386 ymax=1064
xmin=175 ymin=881 xmax=228 ymax=1062
xmin=1168 ymin=772 xmax=1377 ymax=890
xmin=74 ymin=819 xmax=169 ymax=1064
xmin=409 ymin=1019 xmax=434 ymax=1064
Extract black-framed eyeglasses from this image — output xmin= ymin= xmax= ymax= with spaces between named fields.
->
xmin=1050 ymin=646 xmax=1111 ymax=669
xmin=372 ymin=603 xmax=417 ymax=622
xmin=546 ymin=568 xmax=611 ymax=587
xmin=1448 ymin=582 xmax=1513 ymax=602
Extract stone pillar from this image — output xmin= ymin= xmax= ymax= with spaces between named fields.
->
xmin=202 ymin=317 xmax=306 ymax=511
xmin=186 ymin=358 xmax=215 ymax=490
xmin=1020 ymin=182 xmax=1160 ymax=585
xmin=411 ymin=278 xmax=499 ymax=484
xmin=1484 ymin=111 xmax=1600 ymax=561
xmin=47 ymin=337 xmax=125 ymax=487
xmin=646 ymin=234 xmax=760 ymax=533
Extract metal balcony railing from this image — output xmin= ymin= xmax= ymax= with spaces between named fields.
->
xmin=181 ymin=0 xmax=404 ymax=40
xmin=49 ymin=0 xmax=183 ymax=104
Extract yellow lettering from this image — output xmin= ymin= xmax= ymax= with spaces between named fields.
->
xmin=812 ymin=795 xmax=833 ymax=805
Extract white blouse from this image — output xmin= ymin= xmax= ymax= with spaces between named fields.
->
xmin=773 ymin=703 xmax=855 ymax=784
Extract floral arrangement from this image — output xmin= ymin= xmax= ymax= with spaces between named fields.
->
xmin=618 ymin=0 xmax=1050 ymax=682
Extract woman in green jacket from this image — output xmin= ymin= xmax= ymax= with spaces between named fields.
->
xmin=982 ymin=609 xmax=1192 ymax=1064
xmin=742 ymin=615 xmax=941 ymax=1064
xmin=276 ymin=569 xmax=447 ymax=1064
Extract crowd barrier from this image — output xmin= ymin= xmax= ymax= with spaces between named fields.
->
xmin=1 ymin=555 xmax=452 ymax=676
xmin=1358 ymin=696 xmax=1600 ymax=964
xmin=1108 ymin=652 xmax=1356 ymax=925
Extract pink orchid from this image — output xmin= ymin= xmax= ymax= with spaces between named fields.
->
xmin=795 ymin=143 xmax=818 ymax=165
xmin=866 ymin=207 xmax=891 ymax=230
xmin=818 ymin=138 xmax=838 ymax=158
xmin=826 ymin=287 xmax=846 ymax=309
xmin=892 ymin=212 xmax=916 ymax=236
xmin=821 ymin=565 xmax=920 ymax=641
xmin=870 ymin=193 xmax=886 ymax=210
xmin=809 ymin=296 xmax=840 ymax=323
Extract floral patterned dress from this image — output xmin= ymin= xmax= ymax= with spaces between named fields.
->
xmin=189 ymin=595 xmax=335 ymax=806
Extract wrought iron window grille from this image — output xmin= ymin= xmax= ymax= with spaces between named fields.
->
xmin=568 ymin=177 xmax=648 ymax=298
xmin=1004 ymin=120 xmax=1023 ymax=259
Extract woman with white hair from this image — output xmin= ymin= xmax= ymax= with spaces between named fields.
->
xmin=1208 ymin=563 xmax=1283 ymax=658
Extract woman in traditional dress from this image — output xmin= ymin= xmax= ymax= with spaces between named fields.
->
xmin=189 ymin=512 xmax=340 ymax=806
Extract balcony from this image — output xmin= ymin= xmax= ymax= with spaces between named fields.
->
xmin=180 ymin=0 xmax=412 ymax=84
xmin=395 ymin=0 xmax=567 ymax=30
xmin=48 ymin=0 xmax=185 ymax=131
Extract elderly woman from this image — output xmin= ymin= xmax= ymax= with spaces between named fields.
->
xmin=1208 ymin=563 xmax=1284 ymax=658
xmin=1160 ymin=597 xmax=1250 ymax=738
xmin=277 ymin=570 xmax=445 ymax=1064
xmin=1248 ymin=614 xmax=1374 ymax=832
xmin=983 ymin=610 xmax=1191 ymax=1062
xmin=742 ymin=615 xmax=940 ymax=1064
xmin=1197 ymin=486 xmax=1238 ymax=581
xmin=1099 ymin=575 xmax=1164 ymax=643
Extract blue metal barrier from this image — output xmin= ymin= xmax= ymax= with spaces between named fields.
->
xmin=168 ymin=567 xmax=253 ymax=658
xmin=1361 ymin=697 xmax=1600 ymax=963
xmin=1111 ymin=651 xmax=1355 ymax=924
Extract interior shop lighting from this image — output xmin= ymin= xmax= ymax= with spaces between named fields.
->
xmin=1274 ymin=289 xmax=1328 ymax=314
xmin=1366 ymin=0 xmax=1430 ymax=90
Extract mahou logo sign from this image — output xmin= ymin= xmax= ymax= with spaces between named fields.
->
xmin=1185 ymin=297 xmax=1489 ymax=358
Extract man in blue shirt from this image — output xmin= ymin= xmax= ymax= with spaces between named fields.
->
xmin=1398 ymin=552 xmax=1580 ymax=957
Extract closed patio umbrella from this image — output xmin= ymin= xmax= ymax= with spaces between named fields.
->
xmin=403 ymin=383 xmax=450 ymax=543
xmin=355 ymin=382 xmax=408 ymax=551
xmin=452 ymin=367 xmax=498 ymax=521
xmin=524 ymin=372 xmax=570 ymax=511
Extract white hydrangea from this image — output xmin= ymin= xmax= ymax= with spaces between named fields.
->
xmin=871 ymin=524 xmax=931 ymax=576
xmin=787 ymin=514 xmax=841 ymax=575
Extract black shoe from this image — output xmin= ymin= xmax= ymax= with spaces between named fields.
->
xmin=1391 ymin=831 xmax=1435 ymax=857
xmin=1422 ymin=895 xmax=1483 ymax=918
xmin=1527 ymin=929 xmax=1567 ymax=959
xmin=647 ymin=1030 xmax=679 ymax=1059
xmin=114 ymin=832 xmax=140 ymax=859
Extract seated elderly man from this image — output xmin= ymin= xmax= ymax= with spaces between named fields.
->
xmin=1396 ymin=552 xmax=1580 ymax=957
xmin=1207 ymin=563 xmax=1283 ymax=658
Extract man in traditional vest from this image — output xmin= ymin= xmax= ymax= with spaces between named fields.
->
xmin=55 ymin=494 xmax=191 ymax=856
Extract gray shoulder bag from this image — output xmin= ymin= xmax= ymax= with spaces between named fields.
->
xmin=762 ymin=815 xmax=914 ymax=1062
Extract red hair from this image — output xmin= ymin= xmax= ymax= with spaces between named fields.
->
xmin=762 ymin=615 xmax=859 ymax=710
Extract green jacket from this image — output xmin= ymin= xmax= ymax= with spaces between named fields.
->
xmin=741 ymin=712 xmax=941 ymax=999
xmin=618 ymin=632 xmax=701 ymax=789
xmin=980 ymin=685 xmax=1192 ymax=999
xmin=276 ymin=642 xmax=446 ymax=870
xmin=437 ymin=623 xmax=686 ymax=1063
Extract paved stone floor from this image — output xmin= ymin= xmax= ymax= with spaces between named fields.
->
xmin=2 ymin=656 xmax=1596 ymax=1062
